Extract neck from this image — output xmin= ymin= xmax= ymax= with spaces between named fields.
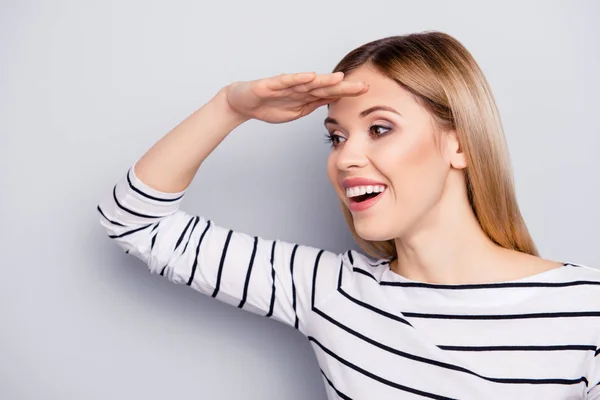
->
xmin=391 ymin=173 xmax=504 ymax=285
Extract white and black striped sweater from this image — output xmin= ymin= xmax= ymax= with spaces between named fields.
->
xmin=97 ymin=163 xmax=600 ymax=400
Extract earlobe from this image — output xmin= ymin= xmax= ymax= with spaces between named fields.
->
xmin=451 ymin=153 xmax=467 ymax=170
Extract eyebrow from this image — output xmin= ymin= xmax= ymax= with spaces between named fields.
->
xmin=324 ymin=105 xmax=401 ymax=126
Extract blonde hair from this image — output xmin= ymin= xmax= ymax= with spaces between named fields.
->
xmin=331 ymin=31 xmax=538 ymax=259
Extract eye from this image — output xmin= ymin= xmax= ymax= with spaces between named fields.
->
xmin=369 ymin=124 xmax=392 ymax=137
xmin=324 ymin=132 xmax=346 ymax=148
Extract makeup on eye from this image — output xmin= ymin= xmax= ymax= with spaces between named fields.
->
xmin=323 ymin=124 xmax=393 ymax=148
xmin=323 ymin=132 xmax=343 ymax=147
xmin=369 ymin=124 xmax=392 ymax=137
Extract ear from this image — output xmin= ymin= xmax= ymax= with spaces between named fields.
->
xmin=445 ymin=129 xmax=467 ymax=169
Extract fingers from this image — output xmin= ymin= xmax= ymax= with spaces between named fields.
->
xmin=308 ymin=80 xmax=369 ymax=98
xmin=264 ymin=71 xmax=368 ymax=102
xmin=266 ymin=72 xmax=316 ymax=91
xmin=290 ymin=71 xmax=345 ymax=93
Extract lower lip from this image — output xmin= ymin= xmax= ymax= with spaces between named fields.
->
xmin=348 ymin=190 xmax=385 ymax=212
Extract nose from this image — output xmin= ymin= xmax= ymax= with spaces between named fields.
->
xmin=335 ymin=136 xmax=369 ymax=171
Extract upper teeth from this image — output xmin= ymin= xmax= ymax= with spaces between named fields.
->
xmin=346 ymin=185 xmax=386 ymax=198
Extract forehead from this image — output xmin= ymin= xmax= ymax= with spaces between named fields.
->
xmin=343 ymin=65 xmax=393 ymax=87
xmin=327 ymin=65 xmax=415 ymax=117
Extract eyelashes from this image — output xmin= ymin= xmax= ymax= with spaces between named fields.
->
xmin=324 ymin=125 xmax=393 ymax=148
xmin=323 ymin=132 xmax=339 ymax=146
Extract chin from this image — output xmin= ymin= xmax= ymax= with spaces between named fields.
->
xmin=353 ymin=218 xmax=398 ymax=242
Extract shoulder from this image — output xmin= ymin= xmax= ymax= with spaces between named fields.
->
xmin=560 ymin=262 xmax=600 ymax=282
xmin=550 ymin=262 xmax=600 ymax=324
xmin=541 ymin=262 xmax=600 ymax=297
xmin=311 ymin=248 xmax=391 ymax=287
xmin=338 ymin=249 xmax=393 ymax=283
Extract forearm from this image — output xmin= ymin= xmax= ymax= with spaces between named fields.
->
xmin=134 ymin=86 xmax=250 ymax=193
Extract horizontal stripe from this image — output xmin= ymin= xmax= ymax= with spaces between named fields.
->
xmin=112 ymin=185 xmax=163 ymax=219
xmin=309 ymin=336 xmax=456 ymax=400
xmin=438 ymin=344 xmax=597 ymax=352
xmin=382 ymin=279 xmax=600 ymax=289
xmin=402 ymin=311 xmax=600 ymax=320
xmin=108 ymin=223 xmax=152 ymax=238
xmin=313 ymin=306 xmax=588 ymax=386
xmin=127 ymin=168 xmax=184 ymax=202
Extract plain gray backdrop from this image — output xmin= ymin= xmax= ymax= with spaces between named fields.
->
xmin=1 ymin=1 xmax=599 ymax=399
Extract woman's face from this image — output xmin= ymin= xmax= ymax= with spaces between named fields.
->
xmin=326 ymin=65 xmax=459 ymax=241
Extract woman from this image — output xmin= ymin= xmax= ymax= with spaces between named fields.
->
xmin=97 ymin=32 xmax=600 ymax=399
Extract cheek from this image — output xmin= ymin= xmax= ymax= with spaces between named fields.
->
xmin=380 ymin=133 xmax=447 ymax=204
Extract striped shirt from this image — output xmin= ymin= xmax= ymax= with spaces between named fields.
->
xmin=97 ymin=163 xmax=600 ymax=400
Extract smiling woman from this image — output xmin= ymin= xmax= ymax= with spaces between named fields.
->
xmin=97 ymin=31 xmax=600 ymax=399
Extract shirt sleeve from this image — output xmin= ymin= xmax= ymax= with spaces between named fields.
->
xmin=96 ymin=163 xmax=343 ymax=335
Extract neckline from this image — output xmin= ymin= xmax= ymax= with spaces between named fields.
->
xmin=379 ymin=261 xmax=570 ymax=289
xmin=374 ymin=262 xmax=576 ymax=308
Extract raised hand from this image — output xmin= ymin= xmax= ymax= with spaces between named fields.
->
xmin=224 ymin=71 xmax=369 ymax=124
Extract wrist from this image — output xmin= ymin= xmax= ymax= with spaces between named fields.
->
xmin=214 ymin=86 xmax=251 ymax=127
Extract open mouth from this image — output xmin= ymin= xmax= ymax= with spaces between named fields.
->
xmin=352 ymin=192 xmax=381 ymax=203
xmin=346 ymin=185 xmax=387 ymax=203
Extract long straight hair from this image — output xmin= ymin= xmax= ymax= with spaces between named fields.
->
xmin=331 ymin=32 xmax=538 ymax=259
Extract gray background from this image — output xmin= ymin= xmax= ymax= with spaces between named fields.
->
xmin=1 ymin=1 xmax=599 ymax=399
